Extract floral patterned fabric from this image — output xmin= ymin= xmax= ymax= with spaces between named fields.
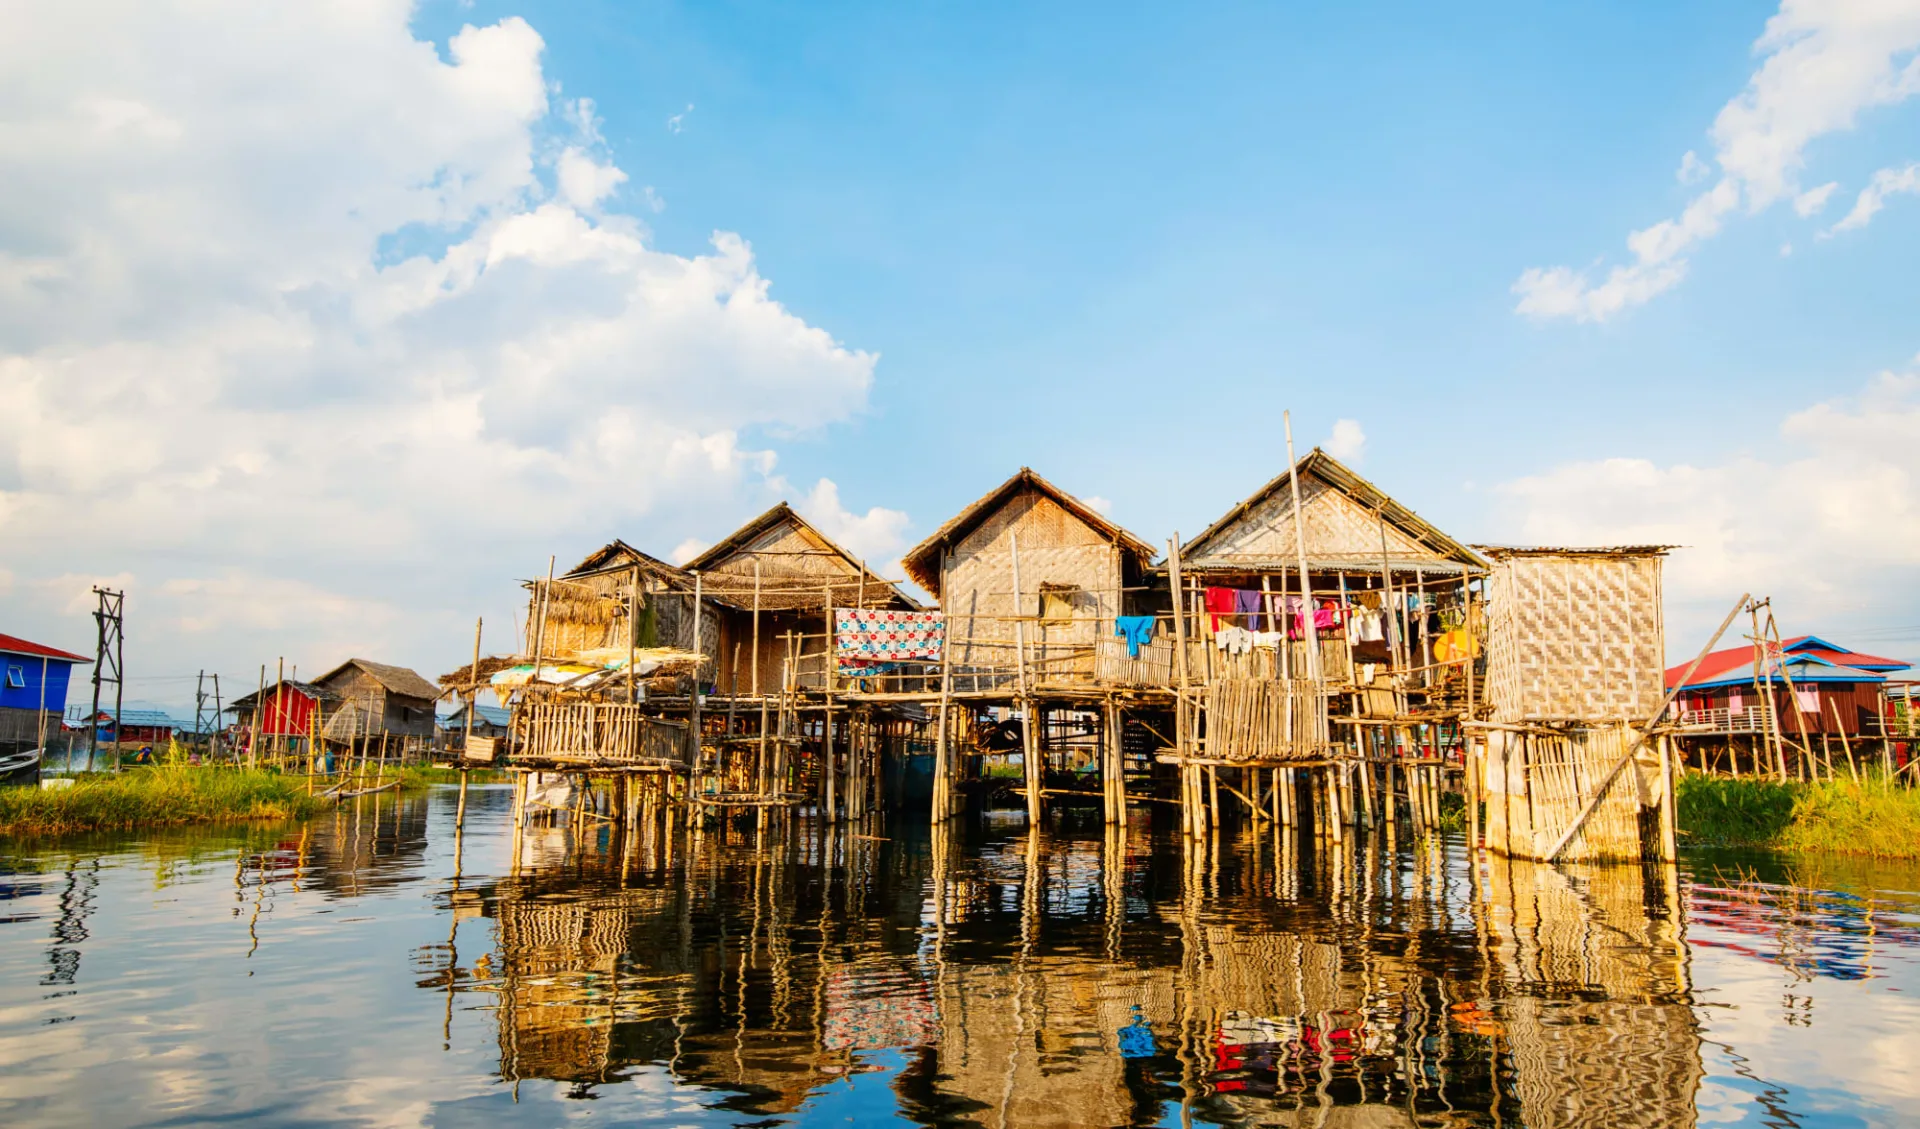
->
xmin=835 ymin=609 xmax=945 ymax=674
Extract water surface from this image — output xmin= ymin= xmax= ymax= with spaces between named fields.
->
xmin=0 ymin=790 xmax=1915 ymax=1127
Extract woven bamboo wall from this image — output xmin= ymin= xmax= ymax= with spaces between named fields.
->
xmin=1485 ymin=552 xmax=1665 ymax=723
xmin=944 ymin=488 xmax=1122 ymax=680
xmin=1185 ymin=469 xmax=1445 ymax=569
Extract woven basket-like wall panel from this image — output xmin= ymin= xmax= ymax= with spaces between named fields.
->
xmin=1486 ymin=554 xmax=1665 ymax=723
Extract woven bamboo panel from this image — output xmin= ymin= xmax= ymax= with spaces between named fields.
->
xmin=1485 ymin=553 xmax=1665 ymax=723
xmin=1203 ymin=678 xmax=1331 ymax=762
xmin=944 ymin=489 xmax=1122 ymax=679
xmin=1186 ymin=470 xmax=1444 ymax=567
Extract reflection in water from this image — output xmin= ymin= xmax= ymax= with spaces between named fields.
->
xmin=442 ymin=815 xmax=1701 ymax=1128
xmin=0 ymin=793 xmax=1915 ymax=1127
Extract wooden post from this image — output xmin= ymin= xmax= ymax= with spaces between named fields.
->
xmin=1282 ymin=412 xmax=1321 ymax=683
xmin=1166 ymin=536 xmax=1193 ymax=837
xmin=1657 ymin=733 xmax=1678 ymax=863
xmin=1011 ymin=533 xmax=1042 ymax=826
xmin=688 ymin=571 xmax=704 ymax=827
xmin=823 ymin=585 xmax=838 ymax=823
xmin=1828 ymin=699 xmax=1860 ymax=782
xmin=934 ymin=552 xmax=955 ymax=822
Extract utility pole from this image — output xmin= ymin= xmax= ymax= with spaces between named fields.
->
xmin=85 ymin=587 xmax=125 ymax=774
xmin=212 ymin=674 xmax=224 ymax=760
xmin=194 ymin=670 xmax=208 ymax=741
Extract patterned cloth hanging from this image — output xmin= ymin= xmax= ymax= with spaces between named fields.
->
xmin=835 ymin=609 xmax=945 ymax=674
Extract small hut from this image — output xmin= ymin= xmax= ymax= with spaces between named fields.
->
xmin=313 ymin=659 xmax=441 ymax=755
xmin=902 ymin=467 xmax=1157 ymax=686
xmin=1478 ymin=546 xmax=1675 ymax=862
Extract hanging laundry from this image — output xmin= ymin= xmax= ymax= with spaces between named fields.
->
xmin=1234 ymin=589 xmax=1264 ymax=619
xmin=1282 ymin=595 xmax=1307 ymax=640
xmin=835 ymin=609 xmax=944 ymax=674
xmin=1215 ymin=625 xmax=1256 ymax=655
xmin=1114 ymin=616 xmax=1157 ymax=659
xmin=1251 ymin=630 xmax=1286 ymax=649
xmin=1204 ymin=587 xmax=1238 ymax=633
xmin=1312 ymin=601 xmax=1340 ymax=631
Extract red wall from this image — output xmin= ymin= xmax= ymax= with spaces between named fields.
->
xmin=259 ymin=687 xmax=320 ymax=736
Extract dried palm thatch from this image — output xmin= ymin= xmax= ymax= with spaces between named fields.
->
xmin=439 ymin=655 xmax=523 ymax=698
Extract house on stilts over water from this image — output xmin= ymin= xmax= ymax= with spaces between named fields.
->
xmin=456 ymin=446 xmax=1686 ymax=863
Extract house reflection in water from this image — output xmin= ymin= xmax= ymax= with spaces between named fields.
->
xmin=435 ymin=820 xmax=1705 ymax=1126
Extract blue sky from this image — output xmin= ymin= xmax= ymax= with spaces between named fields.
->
xmin=2 ymin=0 xmax=1918 ymax=710
xmin=417 ymin=0 xmax=1916 ymax=543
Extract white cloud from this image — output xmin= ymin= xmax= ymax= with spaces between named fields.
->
xmin=1492 ymin=357 xmax=1920 ymax=660
xmin=1514 ymin=0 xmax=1920 ymax=322
xmin=795 ymin=478 xmax=911 ymax=566
xmin=1826 ymin=161 xmax=1920 ymax=233
xmin=1677 ymin=149 xmax=1712 ymax=185
xmin=667 ymin=103 xmax=693 ymax=133
xmin=0 ymin=3 xmax=878 ymax=704
xmin=1794 ymin=180 xmax=1840 ymax=215
xmin=1324 ymin=418 xmax=1367 ymax=463
xmin=669 ymin=538 xmax=710 ymax=566
xmin=1082 ymin=495 xmax=1114 ymax=516
xmin=554 ymin=146 xmax=627 ymax=209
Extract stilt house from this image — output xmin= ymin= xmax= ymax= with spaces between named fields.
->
xmin=685 ymin=502 xmax=919 ymax=698
xmin=312 ymin=658 xmax=442 ymax=753
xmin=901 ymin=467 xmax=1157 ymax=687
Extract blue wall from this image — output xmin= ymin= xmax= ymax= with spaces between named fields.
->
xmin=0 ymin=656 xmax=80 ymax=714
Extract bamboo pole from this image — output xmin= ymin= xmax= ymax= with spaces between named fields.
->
xmin=1011 ymin=533 xmax=1041 ymax=826
xmin=934 ymin=551 xmax=955 ymax=823
xmin=1828 ymin=698 xmax=1860 ymax=782
xmin=823 ymin=584 xmax=838 ymax=824
xmin=689 ymin=571 xmax=704 ymax=826
xmin=1167 ymin=536 xmax=1194 ymax=837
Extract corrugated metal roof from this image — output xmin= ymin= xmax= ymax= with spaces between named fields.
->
xmin=0 ymin=633 xmax=89 ymax=664
xmin=440 ymin=703 xmax=509 ymax=729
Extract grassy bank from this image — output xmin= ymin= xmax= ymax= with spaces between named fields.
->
xmin=1677 ymin=773 xmax=1920 ymax=858
xmin=392 ymin=764 xmax=508 ymax=788
xmin=0 ymin=767 xmax=324 ymax=837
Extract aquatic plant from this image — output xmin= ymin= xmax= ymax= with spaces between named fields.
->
xmin=1779 ymin=777 xmax=1920 ymax=858
xmin=0 ymin=766 xmax=323 ymax=837
xmin=1676 ymin=774 xmax=1798 ymax=847
xmin=1677 ymin=772 xmax=1920 ymax=858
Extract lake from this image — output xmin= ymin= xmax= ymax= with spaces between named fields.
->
xmin=1 ymin=786 xmax=1915 ymax=1127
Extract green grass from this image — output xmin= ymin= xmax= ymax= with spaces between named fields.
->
xmin=0 ymin=766 xmax=324 ymax=837
xmin=1677 ymin=772 xmax=1920 ymax=858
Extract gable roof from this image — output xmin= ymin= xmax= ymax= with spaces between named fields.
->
xmin=225 ymin=680 xmax=336 ymax=710
xmin=1674 ymin=652 xmax=1891 ymax=692
xmin=1671 ymin=636 xmax=1913 ymax=690
xmin=563 ymin=539 xmax=693 ymax=587
xmin=1181 ymin=448 xmax=1486 ymax=573
xmin=1781 ymin=635 xmax=1911 ymax=672
xmin=901 ymin=468 xmax=1158 ymax=597
xmin=684 ymin=503 xmax=919 ymax=611
xmin=0 ymin=633 xmax=89 ymax=664
xmin=64 ymin=707 xmax=184 ymax=729
xmin=313 ymin=658 xmax=441 ymax=702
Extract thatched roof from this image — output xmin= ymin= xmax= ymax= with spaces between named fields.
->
xmin=563 ymin=539 xmax=694 ymax=587
xmin=901 ymin=467 xmax=1157 ymax=598
xmin=439 ymin=655 xmax=523 ymax=697
xmin=314 ymin=658 xmax=440 ymax=702
xmin=1180 ymin=448 xmax=1487 ymax=574
xmin=683 ymin=503 xmax=919 ymax=612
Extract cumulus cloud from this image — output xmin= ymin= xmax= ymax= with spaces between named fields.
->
xmin=1825 ymin=161 xmax=1920 ymax=233
xmin=795 ymin=478 xmax=911 ymax=566
xmin=1081 ymin=495 xmax=1115 ymax=517
xmin=1324 ymin=419 xmax=1367 ymax=463
xmin=1794 ymin=180 xmax=1840 ymax=216
xmin=1514 ymin=0 xmax=1920 ymax=322
xmin=1491 ymin=357 xmax=1920 ymax=660
xmin=0 ymin=3 xmax=880 ymax=699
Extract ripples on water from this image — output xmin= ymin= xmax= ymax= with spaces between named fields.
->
xmin=0 ymin=788 xmax=1916 ymax=1127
